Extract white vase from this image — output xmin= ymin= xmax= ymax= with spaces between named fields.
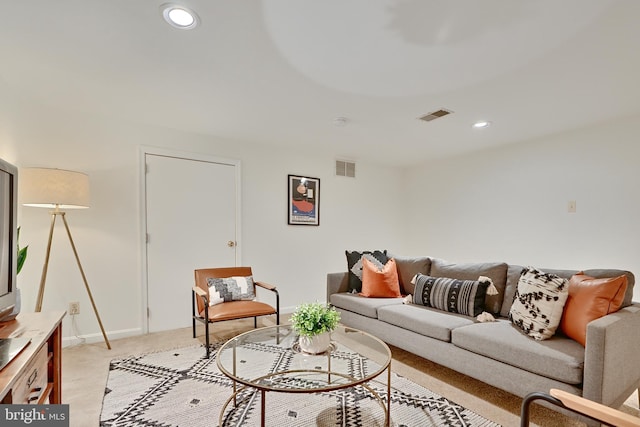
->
xmin=299 ymin=331 xmax=331 ymax=354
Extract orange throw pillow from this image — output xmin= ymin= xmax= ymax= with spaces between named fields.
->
xmin=560 ymin=273 xmax=627 ymax=346
xmin=360 ymin=257 xmax=402 ymax=298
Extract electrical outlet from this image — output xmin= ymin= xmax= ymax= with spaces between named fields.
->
xmin=69 ymin=301 xmax=80 ymax=315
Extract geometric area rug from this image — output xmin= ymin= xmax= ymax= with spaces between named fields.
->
xmin=100 ymin=344 xmax=501 ymax=427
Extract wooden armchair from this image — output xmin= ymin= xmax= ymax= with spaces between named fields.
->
xmin=521 ymin=389 xmax=640 ymax=427
xmin=192 ymin=267 xmax=279 ymax=358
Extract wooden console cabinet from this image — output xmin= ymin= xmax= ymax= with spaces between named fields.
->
xmin=0 ymin=311 xmax=65 ymax=404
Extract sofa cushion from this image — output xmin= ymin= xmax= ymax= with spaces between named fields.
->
xmin=377 ymin=304 xmax=475 ymax=342
xmin=560 ymin=273 xmax=628 ymax=346
xmin=430 ymin=259 xmax=508 ymax=315
xmin=360 ymin=258 xmax=402 ymax=298
xmin=509 ymin=267 xmax=569 ymax=341
xmin=452 ymin=320 xmax=585 ymax=384
xmin=329 ymin=292 xmax=403 ymax=319
xmin=387 ymin=254 xmax=431 ymax=295
xmin=345 ymin=250 xmax=388 ymax=292
xmin=413 ymin=274 xmax=489 ymax=317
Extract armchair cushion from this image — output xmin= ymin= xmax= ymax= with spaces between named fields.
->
xmin=203 ymin=300 xmax=276 ymax=322
xmin=207 ymin=276 xmax=255 ymax=306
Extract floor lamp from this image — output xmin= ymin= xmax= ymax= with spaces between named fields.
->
xmin=21 ymin=168 xmax=111 ymax=349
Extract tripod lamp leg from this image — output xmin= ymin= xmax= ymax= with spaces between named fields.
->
xmin=35 ymin=213 xmax=57 ymax=313
xmin=61 ymin=214 xmax=111 ymax=349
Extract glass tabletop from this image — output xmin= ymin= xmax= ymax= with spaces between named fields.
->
xmin=216 ymin=324 xmax=391 ymax=392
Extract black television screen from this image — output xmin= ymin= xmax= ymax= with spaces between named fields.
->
xmin=0 ymin=158 xmax=17 ymax=321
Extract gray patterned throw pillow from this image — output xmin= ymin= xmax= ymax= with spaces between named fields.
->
xmin=206 ymin=276 xmax=256 ymax=306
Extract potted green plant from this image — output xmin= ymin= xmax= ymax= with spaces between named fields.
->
xmin=290 ymin=302 xmax=340 ymax=354
xmin=5 ymin=227 xmax=28 ymax=321
xmin=17 ymin=226 xmax=28 ymax=275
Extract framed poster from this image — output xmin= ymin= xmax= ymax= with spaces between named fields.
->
xmin=288 ymin=174 xmax=320 ymax=226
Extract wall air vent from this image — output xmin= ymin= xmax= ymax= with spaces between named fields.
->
xmin=419 ymin=108 xmax=453 ymax=122
xmin=336 ymin=160 xmax=356 ymax=178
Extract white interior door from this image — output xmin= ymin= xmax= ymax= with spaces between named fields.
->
xmin=144 ymin=153 xmax=238 ymax=332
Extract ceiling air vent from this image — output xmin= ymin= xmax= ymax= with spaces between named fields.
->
xmin=336 ymin=160 xmax=356 ymax=178
xmin=419 ymin=108 xmax=453 ymax=122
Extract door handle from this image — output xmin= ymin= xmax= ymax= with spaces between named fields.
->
xmin=227 ymin=241 xmax=236 ymax=247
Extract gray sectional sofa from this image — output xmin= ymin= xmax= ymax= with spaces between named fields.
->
xmin=327 ymin=255 xmax=640 ymax=417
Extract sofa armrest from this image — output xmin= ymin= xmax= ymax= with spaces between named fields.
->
xmin=583 ymin=303 xmax=640 ymax=407
xmin=327 ymin=272 xmax=349 ymax=302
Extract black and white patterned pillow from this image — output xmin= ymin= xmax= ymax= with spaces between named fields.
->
xmin=345 ymin=250 xmax=388 ymax=292
xmin=206 ymin=276 xmax=255 ymax=306
xmin=509 ymin=266 xmax=569 ymax=340
xmin=412 ymin=274 xmax=490 ymax=317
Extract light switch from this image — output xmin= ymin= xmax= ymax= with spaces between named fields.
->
xmin=568 ymin=200 xmax=576 ymax=213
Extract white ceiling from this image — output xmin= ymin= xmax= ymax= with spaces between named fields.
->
xmin=2 ymin=0 xmax=639 ymax=166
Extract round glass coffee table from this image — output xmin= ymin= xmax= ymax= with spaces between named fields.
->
xmin=216 ymin=324 xmax=392 ymax=426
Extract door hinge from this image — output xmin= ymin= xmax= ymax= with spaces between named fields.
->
xmin=147 ymin=307 xmax=150 ymax=318
xmin=146 ymin=233 xmax=150 ymax=244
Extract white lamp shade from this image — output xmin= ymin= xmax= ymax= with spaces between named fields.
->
xmin=21 ymin=168 xmax=90 ymax=209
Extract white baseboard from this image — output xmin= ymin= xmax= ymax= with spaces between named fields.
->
xmin=61 ymin=307 xmax=297 ymax=348
xmin=62 ymin=328 xmax=142 ymax=347
xmin=280 ymin=305 xmax=296 ymax=315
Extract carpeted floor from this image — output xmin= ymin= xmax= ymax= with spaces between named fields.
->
xmin=100 ymin=343 xmax=500 ymax=426
xmin=63 ymin=317 xmax=640 ymax=426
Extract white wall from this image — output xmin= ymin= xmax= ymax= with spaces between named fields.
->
xmin=402 ymin=114 xmax=640 ymax=302
xmin=1 ymin=84 xmax=406 ymax=344
xmin=3 ymin=78 xmax=639 ymax=345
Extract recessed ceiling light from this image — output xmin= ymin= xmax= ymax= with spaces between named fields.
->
xmin=472 ymin=121 xmax=491 ymax=128
xmin=161 ymin=4 xmax=199 ymax=29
